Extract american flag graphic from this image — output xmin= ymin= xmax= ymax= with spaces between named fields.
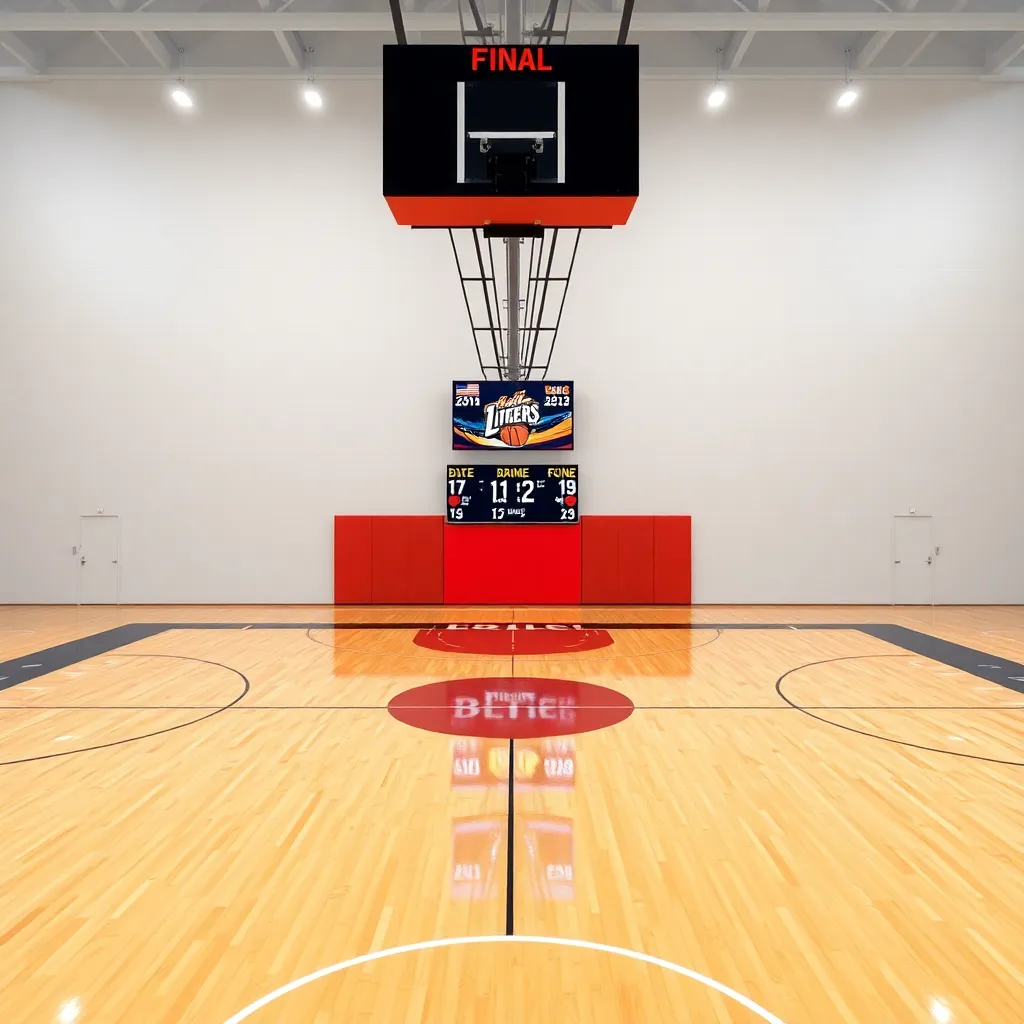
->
xmin=456 ymin=383 xmax=480 ymax=396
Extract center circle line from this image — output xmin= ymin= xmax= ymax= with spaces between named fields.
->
xmin=221 ymin=934 xmax=787 ymax=1024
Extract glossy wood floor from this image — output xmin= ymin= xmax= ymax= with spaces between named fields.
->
xmin=1 ymin=605 xmax=1023 ymax=1023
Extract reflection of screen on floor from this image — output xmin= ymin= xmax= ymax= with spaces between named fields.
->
xmin=451 ymin=815 xmax=574 ymax=902
xmin=525 ymin=816 xmax=574 ymax=901
xmin=450 ymin=737 xmax=575 ymax=789
xmin=452 ymin=816 xmax=503 ymax=900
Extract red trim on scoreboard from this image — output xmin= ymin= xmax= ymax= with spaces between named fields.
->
xmin=385 ymin=195 xmax=637 ymax=228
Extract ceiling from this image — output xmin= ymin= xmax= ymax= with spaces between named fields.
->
xmin=1 ymin=0 xmax=1023 ymax=82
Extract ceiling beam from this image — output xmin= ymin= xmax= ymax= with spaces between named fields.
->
xmin=2 ymin=12 xmax=1024 ymax=33
xmin=274 ymin=29 xmax=305 ymax=68
xmin=256 ymin=0 xmax=306 ymax=68
xmin=853 ymin=0 xmax=919 ymax=70
xmin=723 ymin=32 xmax=754 ymax=70
xmin=0 ymin=32 xmax=43 ymax=73
xmin=902 ymin=0 xmax=967 ymax=67
xmin=57 ymin=0 xmax=132 ymax=67
xmin=986 ymin=31 xmax=1024 ymax=73
xmin=724 ymin=0 xmax=769 ymax=71
xmin=137 ymin=31 xmax=175 ymax=69
xmin=2 ymin=64 xmax=1022 ymax=83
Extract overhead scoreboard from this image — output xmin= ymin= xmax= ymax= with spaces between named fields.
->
xmin=448 ymin=464 xmax=578 ymax=523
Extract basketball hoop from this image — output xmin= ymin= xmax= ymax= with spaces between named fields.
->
xmin=383 ymin=4 xmax=637 ymax=383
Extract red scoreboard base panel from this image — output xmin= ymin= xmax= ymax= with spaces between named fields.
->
xmin=333 ymin=516 xmax=690 ymax=605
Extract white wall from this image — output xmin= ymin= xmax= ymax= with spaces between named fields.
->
xmin=1 ymin=79 xmax=1022 ymax=604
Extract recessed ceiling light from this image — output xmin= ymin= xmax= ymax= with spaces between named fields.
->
xmin=930 ymin=998 xmax=953 ymax=1023
xmin=837 ymin=86 xmax=859 ymax=109
xmin=707 ymin=85 xmax=727 ymax=109
xmin=170 ymin=86 xmax=193 ymax=110
xmin=303 ymin=86 xmax=323 ymax=110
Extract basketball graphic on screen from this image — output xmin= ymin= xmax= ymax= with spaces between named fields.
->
xmin=500 ymin=423 xmax=530 ymax=447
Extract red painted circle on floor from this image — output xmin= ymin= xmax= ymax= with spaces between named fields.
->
xmin=388 ymin=677 xmax=633 ymax=739
xmin=413 ymin=625 xmax=613 ymax=656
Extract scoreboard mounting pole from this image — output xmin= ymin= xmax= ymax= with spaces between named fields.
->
xmin=504 ymin=0 xmax=522 ymax=44
xmin=503 ymin=0 xmax=523 ymax=381
xmin=507 ymin=237 xmax=521 ymax=381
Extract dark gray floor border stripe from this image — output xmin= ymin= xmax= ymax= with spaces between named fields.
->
xmin=2 ymin=621 xmax=1023 ymax=696
xmin=0 ymin=625 xmax=170 ymax=692
xmin=859 ymin=625 xmax=1024 ymax=695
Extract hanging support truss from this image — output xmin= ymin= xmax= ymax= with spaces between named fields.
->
xmin=449 ymin=227 xmax=581 ymax=381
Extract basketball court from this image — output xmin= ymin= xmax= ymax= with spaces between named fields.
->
xmin=2 ymin=1 xmax=1024 ymax=1022
xmin=1 ymin=605 xmax=1023 ymax=1022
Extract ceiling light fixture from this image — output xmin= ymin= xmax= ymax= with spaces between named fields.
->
xmin=303 ymin=81 xmax=323 ymax=110
xmin=836 ymin=49 xmax=859 ymax=109
xmin=707 ymin=48 xmax=728 ymax=110
xmin=170 ymin=78 xmax=193 ymax=110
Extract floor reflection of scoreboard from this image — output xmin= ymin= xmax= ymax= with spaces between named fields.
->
xmin=452 ymin=738 xmax=575 ymax=902
xmin=450 ymin=737 xmax=576 ymax=790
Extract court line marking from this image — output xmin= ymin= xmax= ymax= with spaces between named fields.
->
xmin=775 ymin=654 xmax=1024 ymax=766
xmin=0 ymin=654 xmax=249 ymax=768
xmin=221 ymin=934 xmax=787 ymax=1024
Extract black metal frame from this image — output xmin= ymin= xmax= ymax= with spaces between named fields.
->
xmin=388 ymin=0 xmax=407 ymax=45
xmin=449 ymin=227 xmax=581 ymax=380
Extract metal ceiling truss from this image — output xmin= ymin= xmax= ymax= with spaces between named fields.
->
xmin=1 ymin=2 xmax=1023 ymax=82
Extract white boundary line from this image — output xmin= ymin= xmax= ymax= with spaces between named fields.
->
xmin=222 ymin=934 xmax=788 ymax=1024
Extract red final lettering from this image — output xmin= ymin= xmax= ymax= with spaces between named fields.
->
xmin=474 ymin=46 xmax=553 ymax=72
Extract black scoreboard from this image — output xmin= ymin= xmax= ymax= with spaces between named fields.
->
xmin=448 ymin=465 xmax=578 ymax=524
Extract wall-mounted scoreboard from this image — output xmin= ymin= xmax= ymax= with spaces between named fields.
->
xmin=448 ymin=464 xmax=578 ymax=523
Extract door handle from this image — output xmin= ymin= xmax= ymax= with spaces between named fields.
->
xmin=80 ymin=556 xmax=86 ymax=565
xmin=894 ymin=560 xmax=901 ymax=564
xmin=112 ymin=559 xmax=118 ymax=564
xmin=926 ymin=556 xmax=932 ymax=564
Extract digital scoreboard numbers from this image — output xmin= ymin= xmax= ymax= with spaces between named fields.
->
xmin=447 ymin=465 xmax=579 ymax=524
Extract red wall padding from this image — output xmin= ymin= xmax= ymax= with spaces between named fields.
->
xmin=334 ymin=516 xmax=372 ymax=604
xmin=579 ymin=516 xmax=619 ymax=604
xmin=654 ymin=516 xmax=692 ymax=604
xmin=617 ymin=516 xmax=655 ymax=604
xmin=582 ymin=516 xmax=691 ymax=604
xmin=371 ymin=516 xmax=445 ymax=604
xmin=443 ymin=524 xmax=582 ymax=604
xmin=335 ymin=515 xmax=689 ymax=605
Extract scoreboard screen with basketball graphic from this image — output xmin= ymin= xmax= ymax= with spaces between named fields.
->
xmin=452 ymin=380 xmax=573 ymax=450
xmin=447 ymin=464 xmax=578 ymax=523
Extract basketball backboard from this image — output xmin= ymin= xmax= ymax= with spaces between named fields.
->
xmin=383 ymin=45 xmax=639 ymax=228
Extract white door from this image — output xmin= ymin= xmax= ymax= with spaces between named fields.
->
xmin=893 ymin=516 xmax=933 ymax=605
xmin=79 ymin=515 xmax=121 ymax=604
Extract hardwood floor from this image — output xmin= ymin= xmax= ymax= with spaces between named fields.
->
xmin=1 ymin=606 xmax=1022 ymax=1022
